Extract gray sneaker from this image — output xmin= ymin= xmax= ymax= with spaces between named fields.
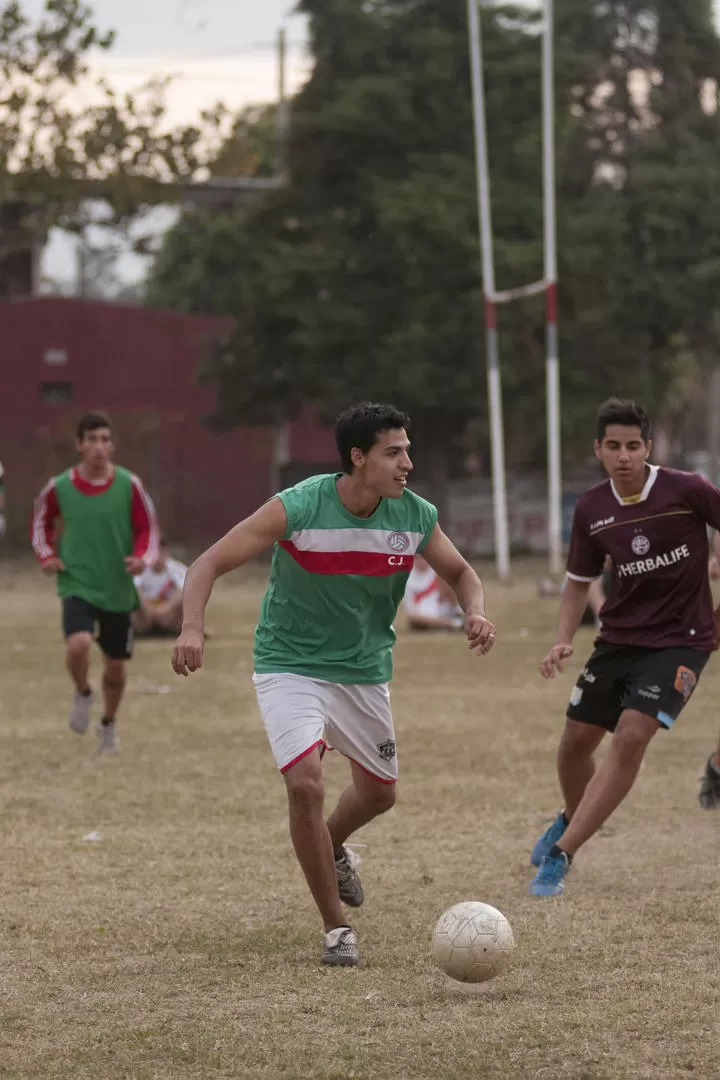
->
xmin=699 ymin=756 xmax=720 ymax=809
xmin=322 ymin=926 xmax=359 ymax=967
xmin=68 ymin=689 xmax=93 ymax=734
xmin=96 ymin=720 xmax=119 ymax=755
xmin=335 ymin=846 xmax=364 ymax=907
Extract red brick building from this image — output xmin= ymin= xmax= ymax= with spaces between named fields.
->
xmin=0 ymin=296 xmax=336 ymax=548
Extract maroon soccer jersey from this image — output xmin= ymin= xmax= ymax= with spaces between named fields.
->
xmin=567 ymin=466 xmax=720 ymax=649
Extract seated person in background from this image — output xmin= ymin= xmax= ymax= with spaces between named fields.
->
xmin=404 ymin=553 xmax=464 ymax=631
xmin=132 ymin=539 xmax=187 ymax=637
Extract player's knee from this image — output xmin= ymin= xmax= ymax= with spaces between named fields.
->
xmin=612 ymin=715 xmax=655 ymax=763
xmin=67 ymin=632 xmax=92 ymax=659
xmin=366 ymin=781 xmax=396 ymax=815
xmin=559 ymin=719 xmax=597 ymax=758
xmin=285 ymin=767 xmax=324 ymax=812
xmin=103 ymin=658 xmax=126 ymax=686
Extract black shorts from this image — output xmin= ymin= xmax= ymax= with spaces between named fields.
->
xmin=62 ymin=596 xmax=134 ymax=660
xmin=567 ymin=643 xmax=709 ymax=733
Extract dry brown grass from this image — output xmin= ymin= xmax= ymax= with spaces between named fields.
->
xmin=1 ymin=561 xmax=718 ymax=1080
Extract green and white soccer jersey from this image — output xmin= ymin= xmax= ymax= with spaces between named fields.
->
xmin=253 ymin=473 xmax=438 ymax=683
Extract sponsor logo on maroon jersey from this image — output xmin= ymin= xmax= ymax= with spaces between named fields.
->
xmin=674 ymin=666 xmax=697 ymax=701
xmin=631 ymin=534 xmax=650 ymax=555
xmin=616 ymin=544 xmax=690 ymax=578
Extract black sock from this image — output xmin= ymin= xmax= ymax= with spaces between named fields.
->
xmin=549 ymin=844 xmax=573 ymax=864
xmin=100 ymin=716 xmax=114 ymax=727
xmin=561 ymin=811 xmax=569 ymax=826
xmin=80 ymin=686 xmax=92 ymax=697
xmin=334 ymin=848 xmax=345 ymax=861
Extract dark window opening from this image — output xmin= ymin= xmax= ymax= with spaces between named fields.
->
xmin=40 ymin=381 xmax=74 ymax=403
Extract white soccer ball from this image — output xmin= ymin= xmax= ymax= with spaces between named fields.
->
xmin=431 ymin=901 xmax=515 ymax=984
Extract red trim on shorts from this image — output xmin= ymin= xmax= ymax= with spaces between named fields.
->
xmin=341 ymin=752 xmax=397 ymax=785
xmin=280 ymin=739 xmax=326 ymax=774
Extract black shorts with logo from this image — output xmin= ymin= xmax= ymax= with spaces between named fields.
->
xmin=62 ymin=596 xmax=134 ymax=660
xmin=567 ymin=643 xmax=709 ymax=732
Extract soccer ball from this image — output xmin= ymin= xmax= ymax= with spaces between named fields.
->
xmin=431 ymin=901 xmax=515 ymax=984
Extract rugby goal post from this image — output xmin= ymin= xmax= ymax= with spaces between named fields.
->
xmin=466 ymin=0 xmax=562 ymax=581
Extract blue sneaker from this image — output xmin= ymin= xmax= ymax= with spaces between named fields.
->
xmin=530 ymin=811 xmax=567 ymax=867
xmin=530 ymin=850 xmax=571 ymax=896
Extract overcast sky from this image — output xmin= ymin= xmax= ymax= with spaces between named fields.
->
xmin=30 ymin=0 xmax=311 ymax=126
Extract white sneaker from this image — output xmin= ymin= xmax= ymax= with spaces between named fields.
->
xmin=322 ymin=926 xmax=359 ymax=966
xmin=95 ymin=720 xmax=119 ymax=754
xmin=68 ymin=690 xmax=93 ymax=734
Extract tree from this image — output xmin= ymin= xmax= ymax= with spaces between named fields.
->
xmin=209 ymin=104 xmax=280 ymax=180
xmin=0 ymin=0 xmax=227 ymax=267
xmin=148 ymin=1 xmax=551 ymax=511
xmin=147 ymin=0 xmax=720 ymax=481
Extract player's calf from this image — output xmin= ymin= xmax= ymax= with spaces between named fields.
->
xmin=66 ymin=632 xmax=94 ymax=733
xmin=334 ymin=846 xmax=364 ymax=908
xmin=285 ymin=755 xmax=348 ymax=933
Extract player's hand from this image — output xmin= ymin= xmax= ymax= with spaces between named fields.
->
xmin=125 ymin=555 xmax=146 ymax=576
xmin=172 ymin=625 xmax=204 ymax=676
xmin=41 ymin=556 xmax=64 ymax=574
xmin=466 ymin=614 xmax=496 ymax=655
xmin=539 ymin=643 xmax=574 ymax=679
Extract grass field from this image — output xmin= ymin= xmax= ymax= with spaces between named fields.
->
xmin=1 ymin=561 xmax=718 ymax=1080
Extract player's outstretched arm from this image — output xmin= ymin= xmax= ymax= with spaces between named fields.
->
xmin=539 ymin=577 xmax=591 ymax=679
xmin=172 ymin=498 xmax=287 ymax=676
xmin=422 ymin=524 xmax=496 ymax=655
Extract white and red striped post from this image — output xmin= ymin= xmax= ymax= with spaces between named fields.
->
xmin=543 ymin=0 xmax=563 ymax=577
xmin=466 ymin=0 xmax=511 ymax=581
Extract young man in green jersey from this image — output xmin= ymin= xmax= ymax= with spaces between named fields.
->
xmin=172 ymin=403 xmax=496 ymax=967
xmin=32 ymin=412 xmax=159 ymax=753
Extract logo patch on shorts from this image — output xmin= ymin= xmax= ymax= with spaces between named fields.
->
xmin=569 ymin=686 xmax=583 ymax=706
xmin=674 ymin=666 xmax=697 ymax=701
xmin=377 ymin=739 xmax=396 ymax=761
xmin=631 ymin=534 xmax=650 ymax=556
xmin=388 ymin=532 xmax=409 ymax=553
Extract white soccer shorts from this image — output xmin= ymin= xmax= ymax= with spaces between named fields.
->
xmin=252 ymin=672 xmax=398 ymax=783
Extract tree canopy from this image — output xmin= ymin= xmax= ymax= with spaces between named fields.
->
xmin=146 ymin=0 xmax=720 ymax=480
xmin=0 ymin=0 xmax=227 ymax=261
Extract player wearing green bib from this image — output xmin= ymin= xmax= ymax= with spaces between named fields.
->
xmin=172 ymin=403 xmax=497 ymax=967
xmin=32 ymin=412 xmax=159 ymax=753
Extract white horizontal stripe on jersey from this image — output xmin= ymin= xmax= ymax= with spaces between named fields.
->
xmin=288 ymin=528 xmax=426 ymax=555
xmin=566 ymin=571 xmax=603 ymax=583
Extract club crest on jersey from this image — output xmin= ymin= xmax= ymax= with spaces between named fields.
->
xmin=674 ymin=666 xmax=697 ymax=701
xmin=388 ymin=532 xmax=410 ymax=553
xmin=631 ymin=534 xmax=650 ymax=556
xmin=377 ymin=739 xmax=396 ymax=761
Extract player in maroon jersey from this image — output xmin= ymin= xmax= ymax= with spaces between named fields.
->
xmin=530 ymin=397 xmax=720 ymax=895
